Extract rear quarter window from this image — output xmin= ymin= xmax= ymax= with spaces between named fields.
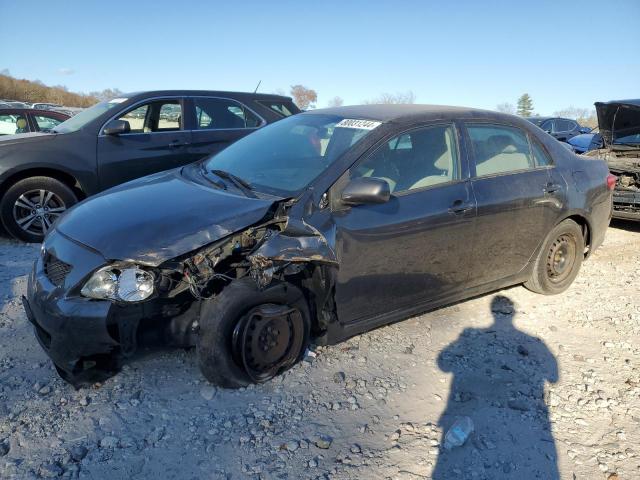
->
xmin=257 ymin=100 xmax=300 ymax=118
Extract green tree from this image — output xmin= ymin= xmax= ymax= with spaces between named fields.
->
xmin=516 ymin=93 xmax=534 ymax=116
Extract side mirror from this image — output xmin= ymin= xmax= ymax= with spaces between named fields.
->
xmin=544 ymin=128 xmax=552 ymax=134
xmin=579 ymin=127 xmax=591 ymax=134
xmin=103 ymin=119 xmax=131 ymax=136
xmin=341 ymin=177 xmax=391 ymax=206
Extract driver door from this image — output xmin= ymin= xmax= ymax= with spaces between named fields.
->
xmin=97 ymin=98 xmax=192 ymax=190
xmin=331 ymin=123 xmax=477 ymax=324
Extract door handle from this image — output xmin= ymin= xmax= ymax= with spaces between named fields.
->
xmin=448 ymin=200 xmax=473 ymax=215
xmin=544 ymin=182 xmax=562 ymax=193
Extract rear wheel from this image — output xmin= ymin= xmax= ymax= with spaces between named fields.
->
xmin=0 ymin=176 xmax=78 ymax=242
xmin=197 ymin=278 xmax=310 ymax=388
xmin=524 ymin=219 xmax=584 ymax=295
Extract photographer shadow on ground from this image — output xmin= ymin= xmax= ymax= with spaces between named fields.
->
xmin=433 ymin=295 xmax=559 ymax=479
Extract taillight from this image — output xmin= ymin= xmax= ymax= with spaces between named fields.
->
xmin=606 ymin=173 xmax=617 ymax=191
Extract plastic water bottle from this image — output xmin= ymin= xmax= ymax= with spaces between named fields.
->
xmin=444 ymin=416 xmax=474 ymax=450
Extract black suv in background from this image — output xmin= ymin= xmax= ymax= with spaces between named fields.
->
xmin=0 ymin=91 xmax=299 ymax=242
xmin=526 ymin=116 xmax=590 ymax=142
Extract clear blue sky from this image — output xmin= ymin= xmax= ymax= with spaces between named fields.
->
xmin=1 ymin=0 xmax=638 ymax=114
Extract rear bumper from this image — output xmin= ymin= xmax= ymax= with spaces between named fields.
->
xmin=612 ymin=189 xmax=640 ymax=221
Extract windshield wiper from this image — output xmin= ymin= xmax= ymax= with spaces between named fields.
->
xmin=210 ymin=169 xmax=257 ymax=198
xmin=198 ymin=164 xmax=226 ymax=190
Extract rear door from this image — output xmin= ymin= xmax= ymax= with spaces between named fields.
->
xmin=332 ymin=123 xmax=477 ymax=324
xmin=97 ymin=98 xmax=192 ymax=189
xmin=463 ymin=122 xmax=561 ymax=287
xmin=185 ymin=96 xmax=265 ymax=162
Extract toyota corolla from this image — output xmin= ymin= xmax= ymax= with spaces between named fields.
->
xmin=24 ymin=105 xmax=613 ymax=387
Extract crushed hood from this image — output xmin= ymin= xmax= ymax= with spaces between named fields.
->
xmin=55 ymin=167 xmax=279 ymax=266
xmin=595 ymin=100 xmax=640 ymax=146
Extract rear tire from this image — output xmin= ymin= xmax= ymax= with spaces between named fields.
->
xmin=0 ymin=176 xmax=78 ymax=243
xmin=197 ymin=278 xmax=310 ymax=388
xmin=524 ymin=219 xmax=584 ymax=295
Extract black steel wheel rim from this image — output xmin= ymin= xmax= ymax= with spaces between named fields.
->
xmin=232 ymin=303 xmax=304 ymax=383
xmin=546 ymin=233 xmax=576 ymax=284
xmin=12 ymin=189 xmax=66 ymax=236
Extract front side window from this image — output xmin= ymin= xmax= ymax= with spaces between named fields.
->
xmin=54 ymin=98 xmax=125 ymax=134
xmin=353 ymin=124 xmax=458 ymax=194
xmin=33 ymin=115 xmax=64 ymax=131
xmin=194 ymin=98 xmax=261 ymax=129
xmin=468 ymin=124 xmax=534 ymax=176
xmin=205 ymin=114 xmax=378 ymax=195
xmin=116 ymin=100 xmax=182 ymax=133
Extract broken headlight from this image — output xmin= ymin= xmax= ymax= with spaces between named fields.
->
xmin=81 ymin=265 xmax=155 ymax=302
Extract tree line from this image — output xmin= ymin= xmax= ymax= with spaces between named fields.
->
xmin=496 ymin=93 xmax=597 ymax=127
xmin=0 ymin=73 xmax=98 ymax=107
xmin=0 ymin=73 xmax=598 ymax=128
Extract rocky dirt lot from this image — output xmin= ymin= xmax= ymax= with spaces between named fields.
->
xmin=0 ymin=221 xmax=639 ymax=480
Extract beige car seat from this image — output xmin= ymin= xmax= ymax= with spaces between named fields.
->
xmin=476 ymin=135 xmax=531 ymax=176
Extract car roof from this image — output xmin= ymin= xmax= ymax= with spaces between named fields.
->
xmin=304 ymin=104 xmax=514 ymax=123
xmin=0 ymin=108 xmax=69 ymax=116
xmin=122 ymin=90 xmax=294 ymax=102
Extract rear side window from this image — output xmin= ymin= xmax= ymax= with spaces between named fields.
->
xmin=194 ymin=98 xmax=262 ymax=129
xmin=468 ymin=124 xmax=534 ymax=177
xmin=554 ymin=119 xmax=572 ymax=132
xmin=257 ymin=100 xmax=298 ymax=117
xmin=531 ymin=139 xmax=552 ymax=166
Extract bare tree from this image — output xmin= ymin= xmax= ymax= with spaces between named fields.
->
xmin=88 ymin=88 xmax=125 ymax=102
xmin=327 ymin=96 xmax=344 ymax=107
xmin=290 ymin=85 xmax=318 ymax=110
xmin=553 ymin=106 xmax=597 ymax=127
xmin=495 ymin=102 xmax=516 ymax=114
xmin=363 ymin=90 xmax=416 ymax=105
xmin=0 ymin=73 xmax=97 ymax=107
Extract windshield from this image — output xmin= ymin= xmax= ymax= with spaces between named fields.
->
xmin=205 ymin=114 xmax=380 ymax=196
xmin=52 ymin=98 xmax=126 ymax=133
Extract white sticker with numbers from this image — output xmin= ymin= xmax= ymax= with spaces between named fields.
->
xmin=335 ymin=119 xmax=382 ymax=130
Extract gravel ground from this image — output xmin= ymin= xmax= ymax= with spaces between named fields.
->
xmin=0 ymin=221 xmax=638 ymax=479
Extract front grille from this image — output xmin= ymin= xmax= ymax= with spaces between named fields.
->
xmin=44 ymin=254 xmax=72 ymax=287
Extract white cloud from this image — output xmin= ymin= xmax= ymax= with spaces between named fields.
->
xmin=58 ymin=68 xmax=75 ymax=75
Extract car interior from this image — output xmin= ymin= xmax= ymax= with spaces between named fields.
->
xmin=469 ymin=127 xmax=534 ymax=176
xmin=356 ymin=126 xmax=456 ymax=193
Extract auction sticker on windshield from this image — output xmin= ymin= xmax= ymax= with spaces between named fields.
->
xmin=108 ymin=98 xmax=128 ymax=104
xmin=335 ymin=119 xmax=381 ymax=130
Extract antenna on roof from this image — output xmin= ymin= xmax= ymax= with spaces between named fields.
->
xmin=254 ymin=80 xmax=261 ymax=93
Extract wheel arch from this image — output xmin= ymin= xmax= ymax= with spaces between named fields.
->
xmin=557 ymin=213 xmax=592 ymax=258
xmin=0 ymin=167 xmax=86 ymax=200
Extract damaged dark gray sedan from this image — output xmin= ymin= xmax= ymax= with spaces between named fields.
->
xmin=24 ymin=105 xmax=614 ymax=388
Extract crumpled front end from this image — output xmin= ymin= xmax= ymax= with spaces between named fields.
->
xmin=25 ymin=200 xmax=339 ymax=386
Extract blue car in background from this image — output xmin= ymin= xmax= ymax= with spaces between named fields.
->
xmin=567 ymin=131 xmax=602 ymax=153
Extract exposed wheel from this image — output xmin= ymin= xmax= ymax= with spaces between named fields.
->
xmin=0 ymin=177 xmax=78 ymax=242
xmin=197 ymin=277 xmax=310 ymax=388
xmin=524 ymin=219 xmax=584 ymax=295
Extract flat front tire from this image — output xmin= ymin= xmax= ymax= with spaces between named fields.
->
xmin=0 ymin=176 xmax=77 ymax=242
xmin=197 ymin=278 xmax=310 ymax=388
xmin=524 ymin=219 xmax=585 ymax=295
